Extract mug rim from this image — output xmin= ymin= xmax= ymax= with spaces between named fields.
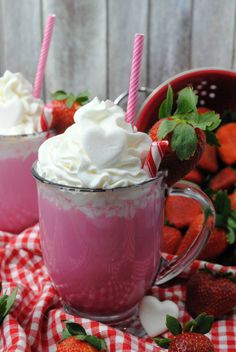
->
xmin=0 ymin=130 xmax=54 ymax=140
xmin=32 ymin=161 xmax=167 ymax=193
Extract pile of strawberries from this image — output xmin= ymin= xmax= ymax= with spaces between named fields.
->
xmin=149 ymin=86 xmax=236 ymax=265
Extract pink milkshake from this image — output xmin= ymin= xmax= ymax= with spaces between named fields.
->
xmin=0 ymin=71 xmax=50 ymax=233
xmin=33 ymin=98 xmax=214 ymax=324
xmin=33 ymin=171 xmax=165 ymax=321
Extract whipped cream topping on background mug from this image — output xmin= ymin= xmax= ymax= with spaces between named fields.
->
xmin=0 ymin=70 xmax=43 ymax=136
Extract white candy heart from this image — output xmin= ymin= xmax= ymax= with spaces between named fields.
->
xmin=81 ymin=126 xmax=126 ymax=169
xmin=139 ymin=296 xmax=179 ymax=337
xmin=0 ymin=99 xmax=24 ymax=129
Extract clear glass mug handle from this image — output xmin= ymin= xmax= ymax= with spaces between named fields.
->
xmin=114 ymin=87 xmax=153 ymax=105
xmin=154 ymin=181 xmax=215 ymax=285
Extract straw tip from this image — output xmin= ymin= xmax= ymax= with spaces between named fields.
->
xmin=135 ymin=33 xmax=144 ymax=37
xmin=49 ymin=14 xmax=56 ymax=19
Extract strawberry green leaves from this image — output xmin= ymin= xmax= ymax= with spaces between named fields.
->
xmin=159 ymin=85 xmax=173 ymax=119
xmin=0 ymin=285 xmax=17 ymax=326
xmin=60 ymin=321 xmax=106 ymax=350
xmin=205 ymin=129 xmax=221 ymax=147
xmin=154 ymin=313 xmax=214 ymax=349
xmin=213 ymin=190 xmax=236 ymax=245
xmin=191 ymin=313 xmax=214 ymax=334
xmin=158 ymin=119 xmax=177 ymax=140
xmin=51 ymin=90 xmax=90 ymax=108
xmin=154 ymin=337 xmax=172 ymax=348
xmin=171 ymin=124 xmax=197 ymax=160
xmin=157 ymin=86 xmax=221 ymax=160
xmin=175 ymin=87 xmax=197 ymax=115
xmin=166 ymin=314 xmax=182 ymax=335
xmin=51 ymin=90 xmax=68 ymax=100
xmin=64 ymin=321 xmax=86 ymax=336
xmin=191 ymin=111 xmax=221 ymax=131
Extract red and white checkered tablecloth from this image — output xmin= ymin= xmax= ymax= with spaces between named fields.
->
xmin=0 ymin=225 xmax=236 ymax=352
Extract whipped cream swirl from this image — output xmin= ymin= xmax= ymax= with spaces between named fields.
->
xmin=0 ymin=70 xmax=43 ymax=135
xmin=37 ymin=97 xmax=151 ymax=189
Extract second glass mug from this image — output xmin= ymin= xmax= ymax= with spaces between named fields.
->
xmin=32 ymin=166 xmax=215 ymax=325
xmin=0 ymin=131 xmax=53 ymax=234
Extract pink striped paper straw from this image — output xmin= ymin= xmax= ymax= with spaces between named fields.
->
xmin=144 ymin=141 xmax=169 ymax=177
xmin=33 ymin=14 xmax=56 ymax=98
xmin=126 ymin=33 xmax=144 ymax=125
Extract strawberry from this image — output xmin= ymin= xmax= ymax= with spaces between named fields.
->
xmin=57 ymin=321 xmax=105 ymax=352
xmin=199 ymin=227 xmax=228 ymax=261
xmin=57 ymin=337 xmax=99 ymax=352
xmin=165 ymin=196 xmax=202 ymax=228
xmin=162 ymin=226 xmax=182 ymax=254
xmin=149 ymin=86 xmax=221 ymax=185
xmin=42 ymin=90 xmax=89 ymax=134
xmin=197 ymin=145 xmax=218 ymax=173
xmin=183 ymin=168 xmax=203 ymax=184
xmin=155 ymin=313 xmax=214 ymax=352
xmin=209 ymin=167 xmax=236 ymax=191
xmin=186 ymin=269 xmax=236 ymax=319
xmin=176 ymin=213 xmax=228 ymax=261
xmin=216 ymin=122 xmax=236 ymax=165
xmin=177 ymin=191 xmax=236 ymax=260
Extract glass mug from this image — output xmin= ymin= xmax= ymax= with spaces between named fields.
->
xmin=32 ymin=167 xmax=215 ymax=325
xmin=0 ymin=132 xmax=53 ymax=234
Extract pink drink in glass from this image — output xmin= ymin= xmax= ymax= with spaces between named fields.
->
xmin=0 ymin=132 xmax=52 ymax=233
xmin=34 ymin=173 xmax=164 ymax=322
xmin=32 ymin=166 xmax=214 ymax=324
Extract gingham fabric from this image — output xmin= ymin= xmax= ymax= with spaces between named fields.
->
xmin=0 ymin=225 xmax=235 ymax=352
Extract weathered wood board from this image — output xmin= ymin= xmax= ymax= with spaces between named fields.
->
xmin=0 ymin=0 xmax=235 ymax=103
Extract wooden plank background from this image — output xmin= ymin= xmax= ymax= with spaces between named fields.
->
xmin=1 ymin=0 xmax=236 ymax=103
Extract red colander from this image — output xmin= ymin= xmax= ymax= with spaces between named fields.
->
xmin=136 ymin=67 xmax=236 ymax=132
